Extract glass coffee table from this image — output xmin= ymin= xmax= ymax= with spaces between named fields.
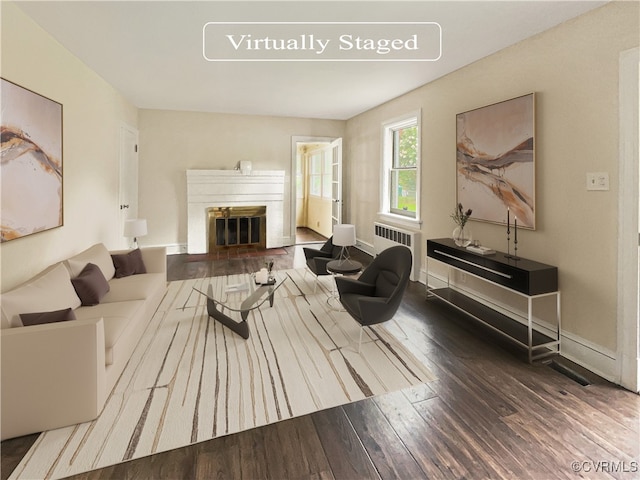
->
xmin=192 ymin=272 xmax=287 ymax=339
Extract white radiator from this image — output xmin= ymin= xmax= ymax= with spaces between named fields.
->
xmin=373 ymin=222 xmax=421 ymax=281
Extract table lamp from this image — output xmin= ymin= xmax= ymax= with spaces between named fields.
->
xmin=124 ymin=219 xmax=147 ymax=248
xmin=332 ymin=224 xmax=356 ymax=265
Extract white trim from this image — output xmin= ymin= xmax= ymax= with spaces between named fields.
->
xmin=291 ymin=136 xmax=340 ymax=246
xmin=562 ymin=331 xmax=617 ymax=383
xmin=617 ymin=46 xmax=640 ymax=392
xmin=380 ymin=109 xmax=422 ymax=222
xmin=377 ymin=212 xmax=423 ymax=230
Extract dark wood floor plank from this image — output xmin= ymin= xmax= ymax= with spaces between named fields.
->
xmin=262 ymin=416 xmax=334 ymax=480
xmin=194 ymin=433 xmax=242 ymax=479
xmin=311 ymin=407 xmax=381 ymax=480
xmin=375 ymin=390 xmax=510 ymax=479
xmin=342 ymin=398 xmax=429 ymax=479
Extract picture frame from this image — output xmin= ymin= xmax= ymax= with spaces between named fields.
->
xmin=456 ymin=93 xmax=535 ymax=229
xmin=1 ymin=78 xmax=63 ymax=242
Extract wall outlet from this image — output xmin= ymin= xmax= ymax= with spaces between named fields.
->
xmin=586 ymin=172 xmax=609 ymax=191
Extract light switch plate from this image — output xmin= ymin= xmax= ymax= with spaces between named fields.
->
xmin=586 ymin=172 xmax=609 ymax=191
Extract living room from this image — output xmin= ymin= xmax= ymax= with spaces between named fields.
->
xmin=1 ymin=0 xmax=639 ymax=477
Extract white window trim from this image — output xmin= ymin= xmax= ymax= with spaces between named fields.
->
xmin=380 ymin=109 xmax=422 ymax=226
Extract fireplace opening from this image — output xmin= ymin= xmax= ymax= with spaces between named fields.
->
xmin=208 ymin=206 xmax=266 ymax=252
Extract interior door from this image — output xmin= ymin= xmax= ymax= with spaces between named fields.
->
xmin=119 ymin=124 xmax=139 ymax=248
xmin=330 ymin=138 xmax=343 ymax=227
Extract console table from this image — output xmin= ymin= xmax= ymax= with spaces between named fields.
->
xmin=426 ymin=238 xmax=560 ymax=363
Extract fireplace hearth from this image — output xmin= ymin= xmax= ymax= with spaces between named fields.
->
xmin=208 ymin=206 xmax=266 ymax=252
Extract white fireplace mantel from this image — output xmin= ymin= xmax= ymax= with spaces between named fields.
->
xmin=187 ymin=169 xmax=285 ymax=253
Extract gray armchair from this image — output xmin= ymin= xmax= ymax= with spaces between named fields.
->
xmin=303 ymin=236 xmax=340 ymax=291
xmin=335 ymin=245 xmax=412 ymax=352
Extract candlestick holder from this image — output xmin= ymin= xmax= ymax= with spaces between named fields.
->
xmin=504 ymin=219 xmax=520 ymax=260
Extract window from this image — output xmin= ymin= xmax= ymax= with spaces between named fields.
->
xmin=381 ymin=111 xmax=421 ymax=221
xmin=308 ymin=149 xmax=332 ymax=199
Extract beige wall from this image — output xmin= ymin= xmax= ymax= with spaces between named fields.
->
xmin=344 ymin=2 xmax=639 ymax=354
xmin=137 ymin=109 xmax=344 ymax=249
xmin=0 ymin=3 xmax=138 ymax=291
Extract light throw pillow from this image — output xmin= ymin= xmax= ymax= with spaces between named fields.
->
xmin=71 ymin=263 xmax=110 ymax=306
xmin=0 ymin=263 xmax=82 ymax=328
xmin=66 ymin=243 xmax=116 ymax=281
xmin=111 ymin=248 xmax=147 ymax=278
xmin=20 ymin=307 xmax=77 ymax=326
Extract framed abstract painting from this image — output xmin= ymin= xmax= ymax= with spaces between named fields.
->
xmin=456 ymin=93 xmax=535 ymax=229
xmin=1 ymin=78 xmax=63 ymax=242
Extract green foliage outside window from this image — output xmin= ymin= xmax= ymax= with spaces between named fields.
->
xmin=391 ymin=125 xmax=418 ymax=216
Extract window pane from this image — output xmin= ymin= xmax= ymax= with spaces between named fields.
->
xmin=322 ymin=174 xmax=332 ymax=198
xmin=393 ymin=125 xmax=417 ymax=168
xmin=310 ymin=175 xmax=321 ymax=196
xmin=310 ymin=153 xmax=322 ymax=174
xmin=390 ymin=169 xmax=417 ymax=216
xmin=323 ymin=155 xmax=331 ymax=174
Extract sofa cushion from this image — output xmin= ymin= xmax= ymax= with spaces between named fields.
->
xmin=74 ymin=300 xmax=144 ymax=365
xmin=102 ymin=273 xmax=166 ymax=304
xmin=71 ymin=263 xmax=110 ymax=306
xmin=1 ymin=263 xmax=82 ymax=328
xmin=111 ymin=249 xmax=147 ymax=278
xmin=66 ymin=243 xmax=115 ymax=281
xmin=19 ymin=308 xmax=77 ymax=326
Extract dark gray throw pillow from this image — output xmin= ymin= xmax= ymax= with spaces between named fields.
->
xmin=20 ymin=307 xmax=77 ymax=326
xmin=111 ymin=248 xmax=147 ymax=278
xmin=71 ymin=262 xmax=110 ymax=306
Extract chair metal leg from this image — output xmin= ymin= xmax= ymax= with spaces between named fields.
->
xmin=358 ymin=327 xmax=363 ymax=354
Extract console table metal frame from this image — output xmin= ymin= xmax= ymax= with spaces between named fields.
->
xmin=426 ymin=239 xmax=561 ymax=363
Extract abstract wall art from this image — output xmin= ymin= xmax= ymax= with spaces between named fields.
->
xmin=456 ymin=93 xmax=535 ymax=229
xmin=1 ymin=78 xmax=63 ymax=242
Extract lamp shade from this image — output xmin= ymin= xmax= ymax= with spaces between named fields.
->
xmin=333 ymin=224 xmax=356 ymax=247
xmin=123 ymin=219 xmax=147 ymax=238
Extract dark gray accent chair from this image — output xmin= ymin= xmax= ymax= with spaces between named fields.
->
xmin=335 ymin=245 xmax=412 ymax=352
xmin=303 ymin=236 xmax=340 ymax=291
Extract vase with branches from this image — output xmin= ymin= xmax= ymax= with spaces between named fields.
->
xmin=451 ymin=203 xmax=473 ymax=247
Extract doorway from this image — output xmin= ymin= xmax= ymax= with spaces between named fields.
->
xmin=291 ymin=136 xmax=342 ymax=245
xmin=118 ymin=123 xmax=139 ymax=249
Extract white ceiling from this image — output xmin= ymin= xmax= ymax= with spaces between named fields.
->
xmin=15 ymin=1 xmax=607 ymax=120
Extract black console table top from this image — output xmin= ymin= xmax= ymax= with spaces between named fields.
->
xmin=427 ymin=238 xmax=558 ymax=296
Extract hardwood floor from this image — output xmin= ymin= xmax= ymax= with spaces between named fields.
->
xmin=3 ymin=239 xmax=639 ymax=480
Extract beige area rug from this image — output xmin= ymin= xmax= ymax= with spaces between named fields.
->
xmin=10 ymin=269 xmax=436 ymax=480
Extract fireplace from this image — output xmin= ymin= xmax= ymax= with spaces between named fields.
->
xmin=186 ymin=169 xmax=285 ymax=254
xmin=208 ymin=206 xmax=266 ymax=252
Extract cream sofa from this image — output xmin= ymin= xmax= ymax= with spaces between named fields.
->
xmin=0 ymin=243 xmax=167 ymax=440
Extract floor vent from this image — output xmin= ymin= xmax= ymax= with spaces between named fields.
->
xmin=549 ymin=360 xmax=591 ymax=386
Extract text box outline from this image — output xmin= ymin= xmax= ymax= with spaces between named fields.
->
xmin=202 ymin=21 xmax=443 ymax=62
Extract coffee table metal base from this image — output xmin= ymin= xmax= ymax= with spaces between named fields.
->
xmin=200 ymin=282 xmax=278 ymax=339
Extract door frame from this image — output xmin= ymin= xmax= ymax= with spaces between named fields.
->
xmin=290 ymin=136 xmax=341 ymax=245
xmin=617 ymin=46 xmax=639 ymax=392
xmin=118 ymin=123 xmax=139 ymax=249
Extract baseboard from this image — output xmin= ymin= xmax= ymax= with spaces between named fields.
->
xmin=355 ymin=239 xmax=375 ymax=256
xmin=163 ymin=244 xmax=187 ymax=255
xmin=423 ymin=270 xmax=619 ymax=383
xmin=559 ymin=331 xmax=618 ymax=383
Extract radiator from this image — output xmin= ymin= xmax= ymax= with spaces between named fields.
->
xmin=373 ymin=222 xmax=421 ymax=281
